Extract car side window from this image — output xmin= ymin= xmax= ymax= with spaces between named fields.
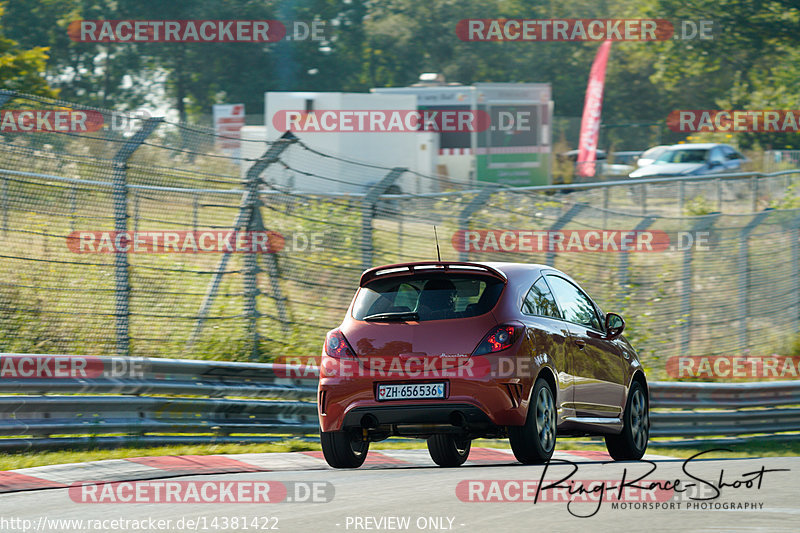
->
xmin=724 ymin=147 xmax=743 ymax=161
xmin=708 ymin=147 xmax=725 ymax=164
xmin=545 ymin=275 xmax=602 ymax=330
xmin=522 ymin=277 xmax=561 ymax=318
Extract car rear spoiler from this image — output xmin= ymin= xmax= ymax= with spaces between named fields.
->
xmin=360 ymin=261 xmax=507 ymax=287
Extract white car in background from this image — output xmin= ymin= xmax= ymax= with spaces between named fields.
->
xmin=628 ymin=143 xmax=748 ymax=178
xmin=636 ymin=145 xmax=669 ymax=167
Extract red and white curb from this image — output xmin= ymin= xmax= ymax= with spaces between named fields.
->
xmin=0 ymin=448 xmax=673 ymax=494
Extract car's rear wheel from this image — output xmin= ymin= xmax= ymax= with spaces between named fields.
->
xmin=427 ymin=434 xmax=471 ymax=467
xmin=605 ymin=380 xmax=649 ymax=461
xmin=509 ymin=377 xmax=556 ymax=464
xmin=320 ymin=429 xmax=369 ymax=468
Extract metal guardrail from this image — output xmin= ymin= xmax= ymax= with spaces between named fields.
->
xmin=0 ymin=354 xmax=319 ymax=451
xmin=647 ymin=381 xmax=800 ymax=444
xmin=0 ymin=354 xmax=799 ymax=450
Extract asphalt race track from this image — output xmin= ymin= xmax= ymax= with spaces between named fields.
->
xmin=0 ymin=448 xmax=797 ymax=532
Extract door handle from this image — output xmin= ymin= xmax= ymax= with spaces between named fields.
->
xmin=574 ymin=339 xmax=586 ymax=350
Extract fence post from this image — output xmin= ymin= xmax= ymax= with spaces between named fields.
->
xmin=678 ymin=180 xmax=685 ymax=216
xmin=717 ymin=178 xmax=723 ymax=212
xmin=641 ymin=184 xmax=647 ymax=215
xmin=619 ymin=216 xmax=654 ymax=289
xmin=751 ymin=176 xmax=759 ymax=212
xmin=132 ymin=192 xmax=139 ymax=233
xmin=192 ymin=193 xmax=199 ymax=233
xmin=188 ymin=131 xmax=296 ymax=353
xmin=0 ymin=91 xmax=15 ymax=235
xmin=793 ymin=214 xmax=800 ymax=334
xmin=738 ymin=211 xmax=771 ymax=350
xmin=241 ymin=181 xmax=263 ymax=360
xmin=0 ymin=90 xmax=16 ymax=108
xmin=545 ymin=203 xmax=586 ymax=266
xmin=679 ymin=214 xmax=720 ymax=355
xmin=70 ymin=186 xmax=77 ymax=233
xmin=1 ymin=175 xmax=6 ymax=236
xmin=111 ymin=117 xmax=163 ymax=357
xmin=361 ymin=168 xmax=406 ymax=270
xmin=457 ymin=186 xmax=498 ymax=262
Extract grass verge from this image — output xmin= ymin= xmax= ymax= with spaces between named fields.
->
xmin=2 ymin=437 xmax=798 ymax=471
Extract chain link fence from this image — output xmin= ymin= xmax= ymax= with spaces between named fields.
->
xmin=1 ymin=91 xmax=800 ymax=379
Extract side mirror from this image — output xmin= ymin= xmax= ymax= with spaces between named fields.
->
xmin=708 ymin=160 xmax=722 ymax=168
xmin=605 ymin=313 xmax=625 ymax=339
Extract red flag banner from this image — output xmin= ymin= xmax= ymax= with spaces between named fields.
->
xmin=576 ymin=40 xmax=612 ymax=178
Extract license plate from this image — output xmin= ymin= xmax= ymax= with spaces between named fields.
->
xmin=376 ymin=383 xmax=446 ymax=401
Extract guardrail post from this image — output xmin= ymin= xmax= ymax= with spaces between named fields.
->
xmin=619 ymin=216 xmax=654 ymax=289
xmin=737 ymin=211 xmax=771 ymax=349
xmin=752 ymin=176 xmax=759 ymax=212
xmin=188 ymin=131 xmax=296 ymax=354
xmin=0 ymin=91 xmax=15 ymax=235
xmin=678 ymin=180 xmax=685 ymax=215
xmin=361 ymin=168 xmax=406 ymax=270
xmin=679 ymin=214 xmax=720 ymax=355
xmin=457 ymin=186 xmax=498 ymax=261
xmin=545 ymin=203 xmax=586 ymax=266
xmin=716 ymin=178 xmax=723 ymax=212
xmin=111 ymin=117 xmax=163 ymax=358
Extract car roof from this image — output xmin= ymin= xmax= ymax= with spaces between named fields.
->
xmin=665 ymin=143 xmax=722 ymax=150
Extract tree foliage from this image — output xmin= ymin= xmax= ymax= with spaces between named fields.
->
xmin=0 ymin=0 xmax=797 ymax=147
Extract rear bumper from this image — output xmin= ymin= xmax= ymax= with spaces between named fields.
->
xmin=318 ymin=365 xmax=531 ymax=433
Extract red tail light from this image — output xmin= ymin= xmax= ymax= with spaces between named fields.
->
xmin=324 ymin=328 xmax=356 ymax=358
xmin=472 ymin=324 xmax=523 ymax=355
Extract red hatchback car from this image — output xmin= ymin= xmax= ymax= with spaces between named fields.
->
xmin=317 ymin=261 xmax=649 ymax=468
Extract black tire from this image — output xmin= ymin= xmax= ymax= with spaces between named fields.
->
xmin=509 ymin=378 xmax=557 ymax=464
xmin=320 ymin=430 xmax=369 ymax=468
xmin=427 ymin=434 xmax=471 ymax=467
xmin=605 ymin=380 xmax=650 ymax=461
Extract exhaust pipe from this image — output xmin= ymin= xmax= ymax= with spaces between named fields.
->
xmin=361 ymin=414 xmax=379 ymax=429
xmin=449 ymin=410 xmax=467 ymax=428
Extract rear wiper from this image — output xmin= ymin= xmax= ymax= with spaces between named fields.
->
xmin=363 ymin=311 xmax=419 ymax=322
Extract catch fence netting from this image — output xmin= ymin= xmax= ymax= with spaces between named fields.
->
xmin=1 ymin=91 xmax=799 ymax=378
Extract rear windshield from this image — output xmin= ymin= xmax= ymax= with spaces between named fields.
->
xmin=352 ymin=274 xmax=504 ymax=321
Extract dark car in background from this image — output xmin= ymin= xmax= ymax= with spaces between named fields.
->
xmin=317 ymin=261 xmax=650 ymax=468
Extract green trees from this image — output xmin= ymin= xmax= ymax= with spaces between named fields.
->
xmin=0 ymin=0 xmax=797 ymax=148
xmin=0 ymin=4 xmax=57 ymax=97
